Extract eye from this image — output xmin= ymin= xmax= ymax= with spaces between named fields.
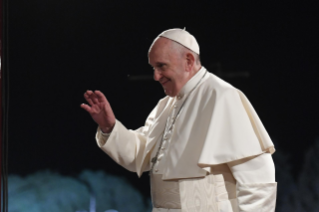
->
xmin=157 ymin=63 xmax=166 ymax=69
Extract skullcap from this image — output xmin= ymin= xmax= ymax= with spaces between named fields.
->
xmin=158 ymin=28 xmax=200 ymax=55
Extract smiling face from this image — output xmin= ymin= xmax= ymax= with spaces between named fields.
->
xmin=148 ymin=37 xmax=192 ymax=97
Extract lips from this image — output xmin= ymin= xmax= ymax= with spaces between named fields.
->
xmin=160 ymin=79 xmax=169 ymax=86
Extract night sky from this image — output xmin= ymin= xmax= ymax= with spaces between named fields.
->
xmin=7 ymin=0 xmax=318 ymax=197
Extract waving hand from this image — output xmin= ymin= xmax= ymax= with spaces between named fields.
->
xmin=81 ymin=90 xmax=116 ymax=133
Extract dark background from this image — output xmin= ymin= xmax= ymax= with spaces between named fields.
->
xmin=8 ymin=0 xmax=318 ymax=199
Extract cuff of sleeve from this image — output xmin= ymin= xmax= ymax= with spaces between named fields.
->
xmin=237 ymin=182 xmax=277 ymax=212
xmin=96 ymin=121 xmax=117 ymax=147
xmin=101 ymin=130 xmax=111 ymax=136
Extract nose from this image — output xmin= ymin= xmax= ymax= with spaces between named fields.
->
xmin=153 ymin=69 xmax=161 ymax=81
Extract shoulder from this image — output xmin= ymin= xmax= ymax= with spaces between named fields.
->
xmin=199 ymin=72 xmax=240 ymax=98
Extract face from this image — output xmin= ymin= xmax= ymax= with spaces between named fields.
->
xmin=148 ymin=38 xmax=190 ymax=97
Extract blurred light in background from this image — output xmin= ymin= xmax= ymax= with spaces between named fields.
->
xmin=9 ymin=170 xmax=151 ymax=212
xmin=7 ymin=138 xmax=319 ymax=212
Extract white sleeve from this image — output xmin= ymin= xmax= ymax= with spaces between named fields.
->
xmin=95 ymin=103 xmax=158 ymax=175
xmin=96 ymin=129 xmax=111 ymax=146
xmin=95 ymin=119 xmax=149 ymax=173
xmin=227 ymin=153 xmax=277 ymax=212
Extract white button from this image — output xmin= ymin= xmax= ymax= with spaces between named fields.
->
xmin=164 ymin=134 xmax=169 ymax=139
xmin=155 ymin=169 xmax=159 ymax=172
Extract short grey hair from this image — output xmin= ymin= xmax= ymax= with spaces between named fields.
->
xmin=171 ymin=41 xmax=201 ymax=65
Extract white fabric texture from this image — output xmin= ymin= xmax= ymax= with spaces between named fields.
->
xmin=228 ymin=154 xmax=277 ymax=212
xmin=150 ymin=154 xmax=277 ymax=212
xmin=152 ymin=208 xmax=181 ymax=212
xmin=228 ymin=153 xmax=275 ymax=184
xmin=96 ymin=66 xmax=277 ymax=211
xmin=98 ymin=67 xmax=275 ymax=179
xmin=236 ymin=182 xmax=277 ymax=212
xmin=158 ymin=28 xmax=200 ymax=54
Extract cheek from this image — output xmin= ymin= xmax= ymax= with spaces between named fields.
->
xmin=162 ymin=72 xmax=172 ymax=81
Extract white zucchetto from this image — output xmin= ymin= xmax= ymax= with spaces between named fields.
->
xmin=158 ymin=28 xmax=200 ymax=55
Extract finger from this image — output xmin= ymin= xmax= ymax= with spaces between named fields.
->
xmin=94 ymin=90 xmax=107 ymax=103
xmin=84 ymin=92 xmax=95 ymax=106
xmin=86 ymin=90 xmax=93 ymax=95
xmin=80 ymin=103 xmax=93 ymax=113
xmin=90 ymin=92 xmax=99 ymax=104
xmin=84 ymin=90 xmax=94 ymax=100
xmin=85 ymin=91 xmax=98 ymax=104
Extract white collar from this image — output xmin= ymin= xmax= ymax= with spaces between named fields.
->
xmin=176 ymin=66 xmax=206 ymax=100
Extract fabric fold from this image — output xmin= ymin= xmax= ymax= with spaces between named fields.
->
xmin=96 ymin=68 xmax=275 ymax=180
xmin=237 ymin=182 xmax=277 ymax=212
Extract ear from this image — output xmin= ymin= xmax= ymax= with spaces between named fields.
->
xmin=185 ymin=52 xmax=195 ymax=72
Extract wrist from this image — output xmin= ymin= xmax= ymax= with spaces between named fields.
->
xmin=100 ymin=123 xmax=115 ymax=134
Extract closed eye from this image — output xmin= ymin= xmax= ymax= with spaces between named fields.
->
xmin=149 ymin=62 xmax=167 ymax=70
xmin=156 ymin=62 xmax=166 ymax=69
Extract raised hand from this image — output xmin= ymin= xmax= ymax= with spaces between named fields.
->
xmin=81 ymin=90 xmax=116 ymax=133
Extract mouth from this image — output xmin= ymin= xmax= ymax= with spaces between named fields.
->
xmin=160 ymin=79 xmax=169 ymax=86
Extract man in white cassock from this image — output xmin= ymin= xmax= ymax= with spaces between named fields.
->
xmin=81 ymin=29 xmax=277 ymax=212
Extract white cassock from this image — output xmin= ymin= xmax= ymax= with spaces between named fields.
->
xmin=96 ymin=67 xmax=277 ymax=212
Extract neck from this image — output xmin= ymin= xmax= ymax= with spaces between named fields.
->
xmin=189 ymin=65 xmax=202 ymax=78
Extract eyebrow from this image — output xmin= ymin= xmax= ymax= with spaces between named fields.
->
xmin=149 ymin=62 xmax=167 ymax=68
xmin=155 ymin=62 xmax=166 ymax=67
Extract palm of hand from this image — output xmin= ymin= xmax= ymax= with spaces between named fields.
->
xmin=90 ymin=101 xmax=112 ymax=127
xmin=81 ymin=90 xmax=116 ymax=133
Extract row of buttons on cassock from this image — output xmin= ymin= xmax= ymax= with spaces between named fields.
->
xmin=153 ymin=94 xmax=185 ymax=173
